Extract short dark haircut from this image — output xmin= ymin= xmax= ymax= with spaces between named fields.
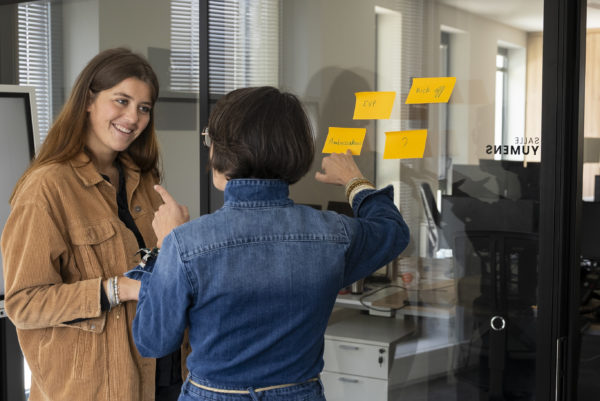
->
xmin=207 ymin=86 xmax=314 ymax=184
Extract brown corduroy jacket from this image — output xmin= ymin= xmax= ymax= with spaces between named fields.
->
xmin=1 ymin=152 xmax=188 ymax=401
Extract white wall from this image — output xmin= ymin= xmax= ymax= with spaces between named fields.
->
xmin=438 ymin=3 xmax=527 ymax=165
xmin=61 ymin=0 xmax=99 ymax=96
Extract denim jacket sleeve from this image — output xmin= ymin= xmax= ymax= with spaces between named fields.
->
xmin=132 ymin=230 xmax=193 ymax=358
xmin=341 ymin=185 xmax=410 ymax=287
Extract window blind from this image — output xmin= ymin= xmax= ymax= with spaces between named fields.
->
xmin=18 ymin=1 xmax=52 ymax=143
xmin=170 ymin=0 xmax=200 ymax=92
xmin=208 ymin=0 xmax=280 ymax=96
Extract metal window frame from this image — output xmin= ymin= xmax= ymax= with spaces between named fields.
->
xmin=537 ymin=0 xmax=586 ymax=400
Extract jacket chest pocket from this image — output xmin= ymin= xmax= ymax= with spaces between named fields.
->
xmin=70 ymin=221 xmax=117 ymax=278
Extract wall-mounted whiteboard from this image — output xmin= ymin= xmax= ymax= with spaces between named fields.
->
xmin=0 ymin=85 xmax=39 ymax=297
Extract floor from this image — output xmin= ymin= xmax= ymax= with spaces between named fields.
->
xmin=382 ymin=331 xmax=600 ymax=401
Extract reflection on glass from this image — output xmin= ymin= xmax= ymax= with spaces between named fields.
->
xmin=4 ymin=0 xmax=547 ymax=399
xmin=494 ymin=49 xmax=507 ymax=161
xmin=579 ymin=2 xmax=600 ymax=400
xmin=279 ymin=1 xmax=542 ymax=400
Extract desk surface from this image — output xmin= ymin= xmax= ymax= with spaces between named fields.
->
xmin=325 ymin=311 xmax=415 ymax=346
xmin=335 ymin=284 xmax=456 ymax=319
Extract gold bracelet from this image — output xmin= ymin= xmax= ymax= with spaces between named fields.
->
xmin=348 ymin=183 xmax=376 ymax=205
xmin=349 ymin=184 xmax=376 ymax=205
xmin=345 ymin=177 xmax=373 ymax=200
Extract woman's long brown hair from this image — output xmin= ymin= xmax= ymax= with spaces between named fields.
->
xmin=11 ymin=47 xmax=161 ymax=202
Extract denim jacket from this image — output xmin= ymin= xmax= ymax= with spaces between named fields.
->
xmin=132 ymin=179 xmax=409 ymax=389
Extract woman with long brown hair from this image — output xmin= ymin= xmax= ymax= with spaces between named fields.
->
xmin=1 ymin=47 xmax=185 ymax=401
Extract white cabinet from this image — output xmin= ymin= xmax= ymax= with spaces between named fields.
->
xmin=321 ymin=312 xmax=414 ymax=401
xmin=321 ymin=371 xmax=388 ymax=401
xmin=323 ymin=339 xmax=389 ymax=379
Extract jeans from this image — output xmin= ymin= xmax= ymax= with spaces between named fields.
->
xmin=178 ymin=376 xmax=327 ymax=401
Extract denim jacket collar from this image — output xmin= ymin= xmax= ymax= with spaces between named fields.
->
xmin=223 ymin=179 xmax=293 ymax=208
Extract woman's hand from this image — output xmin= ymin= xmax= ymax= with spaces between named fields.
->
xmin=153 ymin=185 xmax=190 ymax=247
xmin=315 ymin=150 xmax=364 ymax=186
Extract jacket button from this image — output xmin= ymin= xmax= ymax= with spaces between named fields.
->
xmin=134 ymin=206 xmax=142 ymax=213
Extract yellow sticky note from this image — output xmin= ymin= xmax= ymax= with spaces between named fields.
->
xmin=383 ymin=130 xmax=428 ymax=159
xmin=353 ymin=91 xmax=396 ymax=120
xmin=322 ymin=127 xmax=367 ymax=155
xmin=405 ymin=77 xmax=456 ymax=104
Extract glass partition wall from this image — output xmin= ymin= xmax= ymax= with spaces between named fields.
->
xmin=274 ymin=1 xmax=544 ymax=400
xmin=578 ymin=1 xmax=600 ymax=399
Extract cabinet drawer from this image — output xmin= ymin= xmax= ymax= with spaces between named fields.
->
xmin=323 ymin=339 xmax=389 ymax=379
xmin=322 ymin=371 xmax=388 ymax=401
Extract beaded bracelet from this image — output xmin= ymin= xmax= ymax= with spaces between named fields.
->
xmin=344 ymin=177 xmax=374 ymax=202
xmin=113 ymin=276 xmax=120 ymax=306
xmin=345 ymin=177 xmax=366 ymax=199
xmin=107 ymin=276 xmax=121 ymax=309
xmin=348 ymin=183 xmax=376 ymax=205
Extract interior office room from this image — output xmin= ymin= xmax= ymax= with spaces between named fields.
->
xmin=0 ymin=0 xmax=598 ymax=400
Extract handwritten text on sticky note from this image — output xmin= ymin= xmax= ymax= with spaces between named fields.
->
xmin=353 ymin=91 xmax=396 ymax=120
xmin=405 ymin=77 xmax=456 ymax=104
xmin=383 ymin=130 xmax=428 ymax=159
xmin=322 ymin=127 xmax=367 ymax=155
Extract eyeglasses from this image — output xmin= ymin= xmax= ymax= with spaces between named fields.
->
xmin=202 ymin=127 xmax=212 ymax=148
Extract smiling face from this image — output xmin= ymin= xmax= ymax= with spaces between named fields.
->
xmin=86 ymin=77 xmax=152 ymax=164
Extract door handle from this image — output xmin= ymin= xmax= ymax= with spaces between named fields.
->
xmin=338 ymin=377 xmax=360 ymax=383
xmin=490 ymin=315 xmax=506 ymax=331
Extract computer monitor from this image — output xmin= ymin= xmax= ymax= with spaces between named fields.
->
xmin=581 ymin=201 xmax=600 ymax=260
xmin=0 ymin=85 xmax=39 ymax=297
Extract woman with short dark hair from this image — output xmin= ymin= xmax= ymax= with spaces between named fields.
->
xmin=131 ymin=86 xmax=410 ymax=401
xmin=207 ymin=86 xmax=314 ymax=184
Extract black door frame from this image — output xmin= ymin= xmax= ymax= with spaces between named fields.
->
xmin=537 ymin=0 xmax=586 ymax=400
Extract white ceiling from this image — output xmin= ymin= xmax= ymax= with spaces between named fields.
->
xmin=439 ymin=0 xmax=600 ymax=32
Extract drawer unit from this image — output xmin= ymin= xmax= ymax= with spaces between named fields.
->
xmin=321 ymin=311 xmax=415 ymax=401
xmin=323 ymin=339 xmax=389 ymax=379
xmin=321 ymin=371 xmax=388 ymax=401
